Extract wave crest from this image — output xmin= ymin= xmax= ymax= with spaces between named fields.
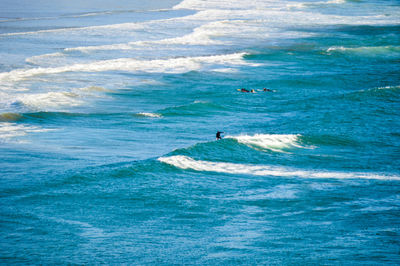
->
xmin=227 ymin=134 xmax=304 ymax=152
xmin=136 ymin=112 xmax=162 ymax=118
xmin=15 ymin=92 xmax=83 ymax=111
xmin=0 ymin=53 xmax=252 ymax=83
xmin=158 ymin=155 xmax=400 ymax=181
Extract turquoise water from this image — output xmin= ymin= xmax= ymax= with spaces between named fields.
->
xmin=1 ymin=0 xmax=400 ymax=264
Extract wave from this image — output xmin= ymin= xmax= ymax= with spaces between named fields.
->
xmin=0 ymin=21 xmax=146 ymax=37
xmin=344 ymin=85 xmax=400 ymax=102
xmin=158 ymin=155 xmax=400 ymax=181
xmin=326 ymin=46 xmax=400 ymax=56
xmin=288 ymin=0 xmax=348 ymax=9
xmin=0 ymin=53 xmax=253 ymax=83
xmin=173 ymin=0 xmax=400 ymax=26
xmin=17 ymin=0 xmax=399 ymax=61
xmin=377 ymin=85 xmax=400 ymax=91
xmin=78 ymin=86 xmax=112 ymax=93
xmin=226 ymin=134 xmax=305 ymax=153
xmin=14 ymin=92 xmax=84 ymax=111
xmin=0 ymin=122 xmax=55 ymax=143
xmin=0 ymin=11 xmax=116 ymax=23
xmin=26 ymin=19 xmax=238 ymax=57
xmin=0 ymin=113 xmax=23 ymax=122
xmin=176 ymin=0 xmax=348 ymax=11
xmin=11 ymin=86 xmax=109 ymax=111
xmin=25 ymin=52 xmax=66 ymax=66
xmin=136 ymin=112 xmax=162 ymax=118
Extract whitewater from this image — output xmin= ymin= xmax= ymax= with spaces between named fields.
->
xmin=1 ymin=0 xmax=399 ymax=264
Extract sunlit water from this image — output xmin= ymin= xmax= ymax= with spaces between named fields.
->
xmin=1 ymin=0 xmax=399 ymax=264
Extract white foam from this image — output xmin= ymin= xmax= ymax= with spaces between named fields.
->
xmin=0 ymin=53 xmax=253 ymax=82
xmin=0 ymin=122 xmax=54 ymax=142
xmin=15 ymin=0 xmax=397 ymax=65
xmin=15 ymin=92 xmax=83 ymax=111
xmin=226 ymin=134 xmax=305 ymax=152
xmin=40 ymin=20 xmax=235 ymax=55
xmin=11 ymin=86 xmax=111 ymax=111
xmin=212 ymin=68 xmax=238 ymax=73
xmin=173 ymin=0 xmax=283 ymax=10
xmin=289 ymin=0 xmax=346 ymax=8
xmin=137 ymin=112 xmax=162 ymax=118
xmin=377 ymin=85 xmax=400 ymax=90
xmin=25 ymin=52 xmax=66 ymax=66
xmin=158 ymin=155 xmax=400 ymax=181
xmin=327 ymin=46 xmax=400 ymax=55
xmin=77 ymin=86 xmax=112 ymax=93
xmin=0 ymin=22 xmax=146 ymax=37
xmin=174 ymin=0 xmax=399 ymax=25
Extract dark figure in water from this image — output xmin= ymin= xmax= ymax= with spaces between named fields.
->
xmin=216 ymin=131 xmax=224 ymax=140
xmin=263 ymin=88 xmax=273 ymax=92
xmin=240 ymin=88 xmax=250 ymax=93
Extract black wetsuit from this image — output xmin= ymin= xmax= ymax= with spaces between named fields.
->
xmin=216 ymin=131 xmax=223 ymax=140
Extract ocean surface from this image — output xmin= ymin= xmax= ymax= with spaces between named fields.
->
xmin=1 ymin=0 xmax=400 ymax=264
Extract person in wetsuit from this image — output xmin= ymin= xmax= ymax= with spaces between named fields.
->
xmin=216 ymin=131 xmax=224 ymax=140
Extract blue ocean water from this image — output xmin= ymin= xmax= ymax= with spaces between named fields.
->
xmin=1 ymin=0 xmax=400 ymax=264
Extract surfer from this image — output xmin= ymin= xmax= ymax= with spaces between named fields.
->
xmin=263 ymin=88 xmax=273 ymax=92
xmin=216 ymin=131 xmax=224 ymax=140
xmin=239 ymin=88 xmax=249 ymax=93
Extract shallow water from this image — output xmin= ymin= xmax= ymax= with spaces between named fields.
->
xmin=1 ymin=0 xmax=400 ymax=264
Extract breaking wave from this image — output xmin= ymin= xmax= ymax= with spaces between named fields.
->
xmin=226 ymin=134 xmax=305 ymax=152
xmin=9 ymin=86 xmax=109 ymax=112
xmin=158 ymin=155 xmax=400 ymax=181
xmin=136 ymin=112 xmax=162 ymax=118
xmin=0 ymin=53 xmax=254 ymax=83
xmin=15 ymin=92 xmax=83 ymax=111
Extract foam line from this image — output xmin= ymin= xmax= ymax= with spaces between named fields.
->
xmin=0 ymin=122 xmax=55 ymax=142
xmin=137 ymin=112 xmax=162 ymax=118
xmin=0 ymin=53 xmax=254 ymax=82
xmin=158 ymin=155 xmax=400 ymax=181
xmin=0 ymin=22 xmax=145 ymax=37
xmin=327 ymin=46 xmax=400 ymax=54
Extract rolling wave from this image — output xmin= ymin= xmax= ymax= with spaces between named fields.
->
xmin=173 ymin=0 xmax=399 ymax=26
xmin=226 ymin=134 xmax=305 ymax=152
xmin=0 ymin=53 xmax=253 ymax=83
xmin=0 ymin=113 xmax=23 ymax=122
xmin=15 ymin=0 xmax=399 ymax=66
xmin=344 ymin=85 xmax=400 ymax=102
xmin=158 ymin=155 xmax=400 ymax=181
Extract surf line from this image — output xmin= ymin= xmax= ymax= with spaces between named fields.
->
xmin=158 ymin=155 xmax=400 ymax=181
